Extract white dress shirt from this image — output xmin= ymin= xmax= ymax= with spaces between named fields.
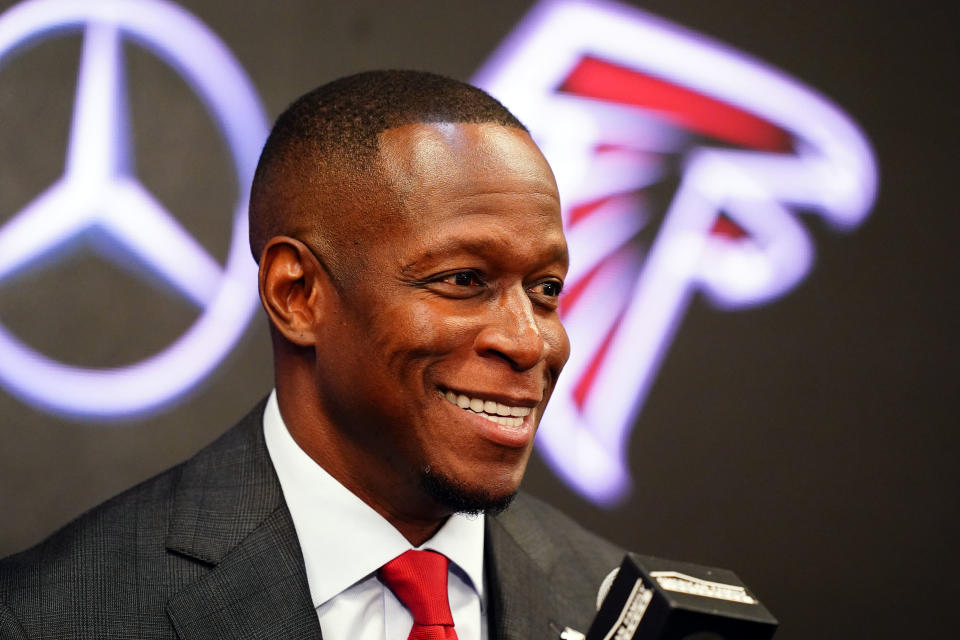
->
xmin=262 ymin=391 xmax=488 ymax=640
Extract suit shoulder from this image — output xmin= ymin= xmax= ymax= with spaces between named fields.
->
xmin=0 ymin=457 xmax=186 ymax=591
xmin=1 ymin=401 xmax=265 ymax=583
xmin=0 ymin=409 xmax=260 ymax=605
xmin=0 ymin=462 xmax=199 ymax=638
xmin=0 ymin=401 xmax=269 ymax=637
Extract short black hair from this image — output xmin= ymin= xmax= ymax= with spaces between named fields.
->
xmin=249 ymin=70 xmax=527 ymax=263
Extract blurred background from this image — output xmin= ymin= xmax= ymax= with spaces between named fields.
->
xmin=0 ymin=1 xmax=956 ymax=638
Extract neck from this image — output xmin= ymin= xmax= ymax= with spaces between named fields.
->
xmin=274 ymin=367 xmax=453 ymax=546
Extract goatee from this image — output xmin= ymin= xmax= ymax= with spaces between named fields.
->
xmin=420 ymin=466 xmax=517 ymax=515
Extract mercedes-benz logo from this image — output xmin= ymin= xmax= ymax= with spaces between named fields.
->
xmin=0 ymin=0 xmax=268 ymax=418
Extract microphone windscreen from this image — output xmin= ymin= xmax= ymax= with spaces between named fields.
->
xmin=585 ymin=554 xmax=778 ymax=640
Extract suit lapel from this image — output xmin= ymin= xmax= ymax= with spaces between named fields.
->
xmin=486 ymin=512 xmax=581 ymax=640
xmin=163 ymin=401 xmax=322 ymax=640
xmin=166 ymin=507 xmax=320 ymax=639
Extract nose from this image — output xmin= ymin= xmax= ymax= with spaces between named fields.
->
xmin=473 ymin=287 xmax=547 ymax=371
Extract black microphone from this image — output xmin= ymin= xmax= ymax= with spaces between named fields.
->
xmin=562 ymin=553 xmax=778 ymax=640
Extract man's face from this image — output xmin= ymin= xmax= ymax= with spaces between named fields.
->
xmin=314 ymin=122 xmax=569 ymax=514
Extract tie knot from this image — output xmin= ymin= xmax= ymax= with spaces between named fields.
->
xmin=379 ymin=550 xmax=455 ymax=627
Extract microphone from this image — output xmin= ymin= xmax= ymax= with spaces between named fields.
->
xmin=562 ymin=553 xmax=778 ymax=640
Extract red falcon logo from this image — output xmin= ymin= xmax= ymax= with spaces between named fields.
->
xmin=474 ymin=0 xmax=877 ymax=504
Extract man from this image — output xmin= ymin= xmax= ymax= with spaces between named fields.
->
xmin=0 ymin=71 xmax=623 ymax=639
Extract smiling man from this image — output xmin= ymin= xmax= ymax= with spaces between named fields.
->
xmin=0 ymin=71 xmax=623 ymax=640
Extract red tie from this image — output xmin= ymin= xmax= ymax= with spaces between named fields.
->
xmin=379 ymin=550 xmax=460 ymax=640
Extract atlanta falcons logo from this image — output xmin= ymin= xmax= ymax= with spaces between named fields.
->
xmin=474 ymin=0 xmax=878 ymax=504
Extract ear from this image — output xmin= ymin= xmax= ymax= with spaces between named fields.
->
xmin=258 ymin=236 xmax=331 ymax=347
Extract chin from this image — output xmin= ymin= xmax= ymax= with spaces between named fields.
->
xmin=420 ymin=466 xmax=518 ymax=516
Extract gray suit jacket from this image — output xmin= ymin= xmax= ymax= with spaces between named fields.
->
xmin=0 ymin=401 xmax=623 ymax=639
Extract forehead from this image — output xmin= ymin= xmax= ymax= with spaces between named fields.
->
xmin=374 ymin=122 xmax=565 ymax=260
xmin=378 ymin=122 xmax=559 ymax=212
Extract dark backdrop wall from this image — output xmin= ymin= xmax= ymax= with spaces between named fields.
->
xmin=0 ymin=1 xmax=956 ymax=638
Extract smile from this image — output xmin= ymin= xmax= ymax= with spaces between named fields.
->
xmin=441 ymin=389 xmax=532 ymax=428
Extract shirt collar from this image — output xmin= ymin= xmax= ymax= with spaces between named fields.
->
xmin=262 ymin=390 xmax=485 ymax=608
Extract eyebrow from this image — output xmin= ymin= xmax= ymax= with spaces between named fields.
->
xmin=402 ymin=235 xmax=569 ymax=272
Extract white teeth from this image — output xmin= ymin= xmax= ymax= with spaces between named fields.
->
xmin=477 ymin=413 xmax=523 ymax=428
xmin=442 ymin=389 xmax=533 ymax=424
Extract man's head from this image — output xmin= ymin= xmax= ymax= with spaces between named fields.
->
xmin=251 ymin=71 xmax=569 ymax=538
xmin=250 ymin=70 xmax=529 ymax=284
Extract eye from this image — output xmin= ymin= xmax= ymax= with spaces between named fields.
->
xmin=528 ymin=279 xmax=563 ymax=304
xmin=441 ymin=271 xmax=483 ymax=287
xmin=423 ymin=270 xmax=487 ymax=299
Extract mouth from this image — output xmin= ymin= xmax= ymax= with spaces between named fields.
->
xmin=439 ymin=388 xmax=535 ymax=429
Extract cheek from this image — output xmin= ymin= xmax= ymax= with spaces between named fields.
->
xmin=408 ymin=306 xmax=459 ymax=344
xmin=408 ymin=301 xmax=480 ymax=349
xmin=371 ymin=302 xmax=474 ymax=374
